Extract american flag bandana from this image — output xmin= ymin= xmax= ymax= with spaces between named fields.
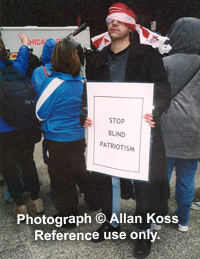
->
xmin=92 ymin=3 xmax=172 ymax=54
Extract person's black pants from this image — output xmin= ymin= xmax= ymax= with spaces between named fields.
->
xmin=47 ymin=138 xmax=87 ymax=216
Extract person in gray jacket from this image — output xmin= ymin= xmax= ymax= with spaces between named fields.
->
xmin=160 ymin=17 xmax=200 ymax=232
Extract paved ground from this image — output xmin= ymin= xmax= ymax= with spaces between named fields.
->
xmin=0 ymin=140 xmax=200 ymax=259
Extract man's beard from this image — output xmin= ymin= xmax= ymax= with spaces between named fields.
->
xmin=109 ymin=30 xmax=130 ymax=42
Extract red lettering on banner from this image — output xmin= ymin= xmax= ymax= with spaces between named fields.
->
xmin=29 ymin=39 xmax=61 ymax=45
xmin=29 ymin=39 xmax=36 ymax=45
xmin=41 ymin=39 xmax=45 ymax=45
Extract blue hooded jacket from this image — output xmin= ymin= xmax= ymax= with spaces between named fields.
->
xmin=0 ymin=45 xmax=29 ymax=133
xmin=36 ymin=73 xmax=85 ymax=142
xmin=31 ymin=38 xmax=57 ymax=94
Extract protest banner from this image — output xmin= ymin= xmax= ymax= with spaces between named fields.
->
xmin=86 ymin=82 xmax=154 ymax=181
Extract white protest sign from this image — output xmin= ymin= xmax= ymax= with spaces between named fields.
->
xmin=86 ymin=82 xmax=154 ymax=181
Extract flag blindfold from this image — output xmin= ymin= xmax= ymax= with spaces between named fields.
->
xmin=92 ymin=3 xmax=172 ymax=54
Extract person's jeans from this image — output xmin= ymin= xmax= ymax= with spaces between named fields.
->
xmin=1 ymin=130 xmax=40 ymax=204
xmin=167 ymin=157 xmax=198 ymax=226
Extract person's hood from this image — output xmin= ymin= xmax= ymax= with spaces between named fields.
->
xmin=42 ymin=38 xmax=57 ymax=65
xmin=167 ymin=17 xmax=200 ymax=55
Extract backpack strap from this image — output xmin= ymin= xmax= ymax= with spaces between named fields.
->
xmin=43 ymin=65 xmax=48 ymax=78
xmin=36 ymin=77 xmax=64 ymax=121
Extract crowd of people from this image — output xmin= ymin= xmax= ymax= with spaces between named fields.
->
xmin=0 ymin=2 xmax=199 ymax=259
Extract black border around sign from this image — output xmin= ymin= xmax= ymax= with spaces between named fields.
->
xmin=92 ymin=95 xmax=144 ymax=173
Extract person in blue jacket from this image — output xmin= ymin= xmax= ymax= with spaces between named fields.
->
xmin=31 ymin=38 xmax=57 ymax=94
xmin=36 ymin=39 xmax=87 ymax=229
xmin=31 ymin=38 xmax=57 ymax=167
xmin=0 ymin=32 xmax=44 ymax=218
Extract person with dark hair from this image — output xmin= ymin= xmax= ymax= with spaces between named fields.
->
xmin=66 ymin=35 xmax=85 ymax=76
xmin=26 ymin=45 xmax=40 ymax=79
xmin=160 ymin=17 xmax=200 ymax=232
xmin=0 ymin=39 xmax=8 ymax=63
xmin=81 ymin=3 xmax=171 ymax=258
xmin=5 ymin=46 xmax=10 ymax=60
xmin=0 ymin=32 xmax=44 ymax=218
xmin=35 ymin=39 xmax=88 ymax=229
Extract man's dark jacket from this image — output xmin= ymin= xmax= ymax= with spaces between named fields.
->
xmin=83 ymin=32 xmax=171 ymax=216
